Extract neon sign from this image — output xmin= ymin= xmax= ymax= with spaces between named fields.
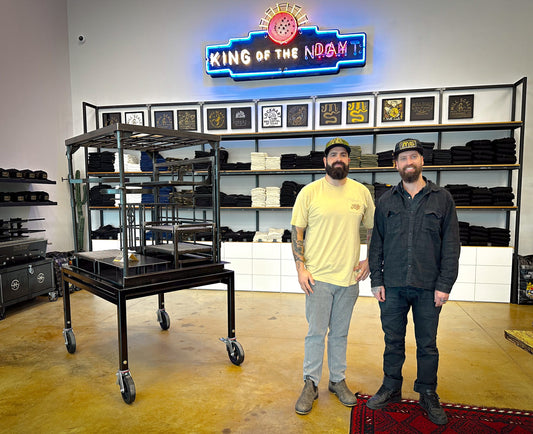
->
xmin=205 ymin=4 xmax=366 ymax=81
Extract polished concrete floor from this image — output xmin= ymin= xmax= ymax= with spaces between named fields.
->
xmin=0 ymin=289 xmax=532 ymax=433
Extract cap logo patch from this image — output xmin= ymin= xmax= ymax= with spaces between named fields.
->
xmin=399 ymin=139 xmax=418 ymax=150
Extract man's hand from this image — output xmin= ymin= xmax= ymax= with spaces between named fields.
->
xmin=297 ymin=267 xmax=315 ymax=295
xmin=354 ymin=258 xmax=370 ymax=281
xmin=434 ymin=290 xmax=449 ymax=307
xmin=371 ymin=285 xmax=386 ymax=302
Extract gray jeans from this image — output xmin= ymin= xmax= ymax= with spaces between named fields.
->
xmin=303 ymin=280 xmax=359 ymax=385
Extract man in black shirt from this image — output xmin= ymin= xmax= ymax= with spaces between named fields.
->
xmin=367 ymin=138 xmax=460 ymax=425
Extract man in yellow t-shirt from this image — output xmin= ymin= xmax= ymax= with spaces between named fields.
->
xmin=291 ymin=137 xmax=375 ymax=415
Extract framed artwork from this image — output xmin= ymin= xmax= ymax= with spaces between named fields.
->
xmin=346 ymin=100 xmax=370 ymax=124
xmin=125 ymin=111 xmax=145 ymax=126
xmin=262 ymin=105 xmax=282 ymax=128
xmin=207 ymin=108 xmax=227 ymax=130
xmin=382 ymin=98 xmax=405 ymax=122
xmin=319 ymin=102 xmax=342 ymax=126
xmin=154 ymin=110 xmax=174 ymax=129
xmin=102 ymin=112 xmax=121 ymax=126
xmin=448 ymin=94 xmax=474 ymax=119
xmin=410 ymin=97 xmax=435 ymax=121
xmin=177 ymin=109 xmax=198 ymax=131
xmin=287 ymin=104 xmax=308 ymax=127
xmin=231 ymin=107 xmax=252 ymax=129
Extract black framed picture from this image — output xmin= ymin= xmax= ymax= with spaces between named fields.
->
xmin=382 ymin=98 xmax=405 ymax=122
xmin=346 ymin=100 xmax=370 ymax=124
xmin=448 ymin=94 xmax=474 ymax=119
xmin=410 ymin=97 xmax=435 ymax=121
xmin=287 ymin=104 xmax=309 ymax=127
xmin=177 ymin=109 xmax=198 ymax=131
xmin=125 ymin=111 xmax=145 ymax=126
xmin=207 ymin=108 xmax=227 ymax=130
xmin=102 ymin=112 xmax=121 ymax=126
xmin=262 ymin=105 xmax=282 ymax=128
xmin=154 ymin=110 xmax=174 ymax=129
xmin=231 ymin=107 xmax=252 ymax=129
xmin=319 ymin=102 xmax=342 ymax=126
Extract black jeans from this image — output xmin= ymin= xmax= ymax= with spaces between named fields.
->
xmin=379 ymin=286 xmax=441 ymax=393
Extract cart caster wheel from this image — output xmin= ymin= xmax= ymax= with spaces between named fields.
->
xmin=63 ymin=328 xmax=76 ymax=354
xmin=227 ymin=340 xmax=245 ymax=366
xmin=157 ymin=309 xmax=170 ymax=330
xmin=48 ymin=291 xmax=58 ymax=302
xmin=117 ymin=371 xmax=136 ymax=404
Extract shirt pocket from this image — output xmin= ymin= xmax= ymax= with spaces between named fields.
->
xmin=385 ymin=209 xmax=401 ymax=233
xmin=422 ymin=209 xmax=442 ymax=234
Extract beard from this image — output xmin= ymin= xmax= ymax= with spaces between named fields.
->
xmin=399 ymin=165 xmax=422 ymax=183
xmin=325 ymin=161 xmax=349 ymax=180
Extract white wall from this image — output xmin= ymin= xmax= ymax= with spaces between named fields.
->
xmin=0 ymin=0 xmax=73 ymax=251
xmin=65 ymin=0 xmax=533 ymax=255
xmin=2 ymin=0 xmax=532 ymax=255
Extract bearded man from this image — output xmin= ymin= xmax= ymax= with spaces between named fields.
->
xmin=291 ymin=137 xmax=375 ymax=415
xmin=367 ymin=138 xmax=460 ymax=425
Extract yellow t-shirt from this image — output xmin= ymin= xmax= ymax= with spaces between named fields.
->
xmin=291 ymin=177 xmax=375 ymax=286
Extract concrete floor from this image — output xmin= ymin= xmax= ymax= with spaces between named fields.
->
xmin=0 ymin=289 xmax=532 ymax=433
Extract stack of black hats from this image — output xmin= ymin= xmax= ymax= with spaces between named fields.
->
xmin=89 ymin=185 xmax=115 ymax=206
xmin=444 ymin=184 xmax=473 ymax=206
xmin=490 ymin=186 xmax=514 ymax=206
xmin=450 ymin=146 xmax=473 ymax=165
xmin=88 ymin=151 xmax=115 ymax=172
xmin=373 ymin=182 xmax=393 ymax=200
xmin=421 ymin=142 xmax=435 ymax=165
xmin=432 ymin=149 xmax=452 ymax=165
xmin=466 ymin=140 xmax=494 ymax=164
xmin=471 ymin=187 xmax=492 ymax=205
xmin=492 ymin=137 xmax=517 ymax=164
xmin=280 ymin=181 xmax=305 ymax=207
xmin=458 ymin=221 xmax=470 ymax=245
xmin=468 ymin=225 xmax=490 ymax=245
xmin=377 ymin=150 xmax=394 ymax=167
xmin=488 ymin=227 xmax=511 ymax=246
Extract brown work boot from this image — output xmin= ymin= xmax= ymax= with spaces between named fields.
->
xmin=295 ymin=379 xmax=318 ymax=415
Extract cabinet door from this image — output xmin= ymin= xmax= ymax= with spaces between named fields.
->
xmin=28 ymin=261 xmax=54 ymax=296
xmin=0 ymin=268 xmax=30 ymax=303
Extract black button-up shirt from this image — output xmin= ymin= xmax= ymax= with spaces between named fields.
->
xmin=369 ymin=178 xmax=460 ymax=293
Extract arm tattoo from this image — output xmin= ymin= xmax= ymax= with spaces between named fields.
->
xmin=366 ymin=228 xmax=373 ymax=245
xmin=291 ymin=225 xmax=305 ymax=270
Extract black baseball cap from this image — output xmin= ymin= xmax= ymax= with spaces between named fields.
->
xmin=394 ymin=138 xmax=424 ymax=159
xmin=324 ymin=138 xmax=351 ymax=156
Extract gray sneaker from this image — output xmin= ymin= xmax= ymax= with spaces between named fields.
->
xmin=419 ymin=391 xmax=448 ymax=425
xmin=295 ymin=379 xmax=318 ymax=415
xmin=328 ymin=379 xmax=357 ymax=407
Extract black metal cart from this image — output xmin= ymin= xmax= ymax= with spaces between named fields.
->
xmin=62 ymin=124 xmax=244 ymax=403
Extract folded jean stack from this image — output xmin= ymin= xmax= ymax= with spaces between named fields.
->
xmin=253 ymin=227 xmax=285 ymax=242
xmin=251 ymin=187 xmax=266 ymax=207
xmin=113 ymin=153 xmax=141 ymax=172
xmin=373 ymin=182 xmax=393 ymax=200
xmin=265 ymin=186 xmax=280 ymax=207
xmin=349 ymin=146 xmax=362 ymax=168
xmin=421 ymin=142 xmax=435 ymax=165
xmin=360 ymin=153 xmax=378 ymax=167
xmin=140 ymin=151 xmax=167 ymax=171
xmin=280 ymin=151 xmax=324 ymax=169
xmin=492 ymin=137 xmax=517 ymax=164
xmin=466 ymin=140 xmax=494 ymax=164
xmin=280 ymin=154 xmax=297 ymax=169
xmin=194 ymin=148 xmax=229 ymax=170
xmin=265 ymin=156 xmax=281 ymax=170
xmin=91 ymin=224 xmax=121 ymax=240
xmin=490 ymin=186 xmax=514 ymax=205
xmin=432 ymin=148 xmax=452 ymax=165
xmin=280 ymin=181 xmax=305 ymax=207
xmin=450 ymin=146 xmax=473 ymax=165
xmin=445 ymin=184 xmax=514 ymax=206
xmin=220 ymin=227 xmax=256 ymax=242
xmin=88 ymin=151 xmax=115 ymax=172
xmin=115 ymin=186 xmax=143 ymax=204
xmin=377 ymin=150 xmax=393 ymax=167
xmin=251 ymin=152 xmax=267 ymax=170
xmin=457 ymin=221 xmax=511 ymax=246
xmin=195 ymin=185 xmax=212 ymax=207
xmin=141 ymin=186 xmax=173 ymax=204
xmin=89 ymin=184 xmax=115 ymax=206
xmin=220 ymin=192 xmax=252 ymax=207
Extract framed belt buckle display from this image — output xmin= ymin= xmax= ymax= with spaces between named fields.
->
xmin=154 ymin=110 xmax=174 ymax=129
xmin=286 ymin=104 xmax=309 ymax=128
xmin=207 ymin=108 xmax=228 ymax=130
xmin=125 ymin=112 xmax=145 ymax=126
xmin=102 ymin=112 xmax=121 ymax=126
xmin=231 ymin=107 xmax=252 ymax=129
xmin=262 ymin=105 xmax=283 ymax=128
xmin=410 ymin=97 xmax=434 ymax=121
xmin=319 ymin=102 xmax=342 ymax=126
xmin=177 ymin=109 xmax=198 ymax=131
xmin=382 ymin=98 xmax=405 ymax=122
xmin=448 ymin=94 xmax=474 ymax=119
xmin=346 ymin=100 xmax=370 ymax=124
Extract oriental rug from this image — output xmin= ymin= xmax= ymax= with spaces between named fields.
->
xmin=505 ymin=329 xmax=533 ymax=355
xmin=350 ymin=394 xmax=533 ymax=434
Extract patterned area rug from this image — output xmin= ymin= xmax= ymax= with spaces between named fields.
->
xmin=350 ymin=394 xmax=533 ymax=433
xmin=505 ymin=330 xmax=533 ymax=355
